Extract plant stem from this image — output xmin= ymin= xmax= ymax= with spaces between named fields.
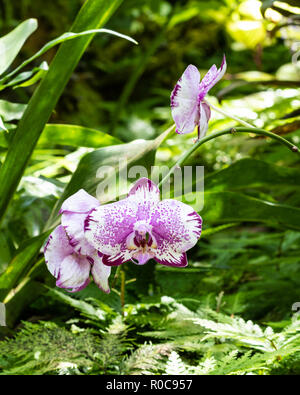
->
xmin=120 ymin=268 xmax=126 ymax=316
xmin=158 ymin=126 xmax=299 ymax=188
xmin=205 ymin=100 xmax=256 ymax=129
xmin=111 ymin=265 xmax=122 ymax=289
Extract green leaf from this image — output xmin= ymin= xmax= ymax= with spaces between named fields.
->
xmin=38 ymin=124 xmax=122 ymax=148
xmin=12 ymin=61 xmax=49 ymax=89
xmin=0 ymin=62 xmax=48 ymax=91
xmin=46 ymin=133 xmax=165 ymax=228
xmin=0 ymin=232 xmax=49 ymax=302
xmin=0 ymin=19 xmax=38 ymax=76
xmin=0 ymin=0 xmax=124 ymax=223
xmin=204 ymin=158 xmax=300 ymax=192
xmin=1 ymin=28 xmax=137 ymax=85
xmin=0 ymin=100 xmax=27 ymax=121
xmin=0 ymin=115 xmax=7 ymax=132
xmin=182 ymin=191 xmax=300 ymax=231
xmin=0 ymin=230 xmax=14 ymax=276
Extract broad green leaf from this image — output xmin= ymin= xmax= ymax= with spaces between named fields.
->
xmin=204 ymin=158 xmax=300 ymax=192
xmin=38 ymin=124 xmax=122 ymax=148
xmin=181 ymin=191 xmax=300 ymax=231
xmin=173 ymin=158 xmax=300 ymax=199
xmin=0 ymin=100 xmax=27 ymax=121
xmin=0 ymin=19 xmax=38 ymax=76
xmin=46 ymin=131 xmax=168 ymax=228
xmin=0 ymin=0 xmax=124 ymax=223
xmin=47 ymin=288 xmax=107 ymax=322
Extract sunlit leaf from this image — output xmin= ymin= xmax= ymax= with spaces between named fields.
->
xmin=38 ymin=124 xmax=122 ymax=148
xmin=0 ymin=19 xmax=38 ymax=76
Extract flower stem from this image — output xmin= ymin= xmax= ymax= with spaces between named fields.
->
xmin=120 ymin=268 xmax=126 ymax=316
xmin=205 ymin=100 xmax=256 ymax=129
xmin=158 ymin=126 xmax=299 ymax=188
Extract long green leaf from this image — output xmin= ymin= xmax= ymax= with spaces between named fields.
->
xmin=0 ymin=0 xmax=124 ymax=224
xmin=0 ymin=28 xmax=137 ymax=85
xmin=46 ymin=132 xmax=166 ymax=228
xmin=204 ymin=158 xmax=300 ymax=192
xmin=0 ymin=19 xmax=37 ymax=76
xmin=181 ymin=191 xmax=300 ymax=231
xmin=38 ymin=124 xmax=122 ymax=148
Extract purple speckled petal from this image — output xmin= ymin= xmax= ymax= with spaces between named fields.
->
xmin=171 ymin=64 xmax=200 ymax=134
xmin=128 ymin=178 xmax=160 ymax=221
xmin=61 ymin=211 xmax=95 ymax=256
xmin=154 ymin=252 xmax=188 ymax=268
xmin=150 ymin=199 xmax=202 ymax=267
xmin=198 ymin=55 xmax=227 ymax=99
xmin=84 ymin=198 xmax=137 ymax=259
xmin=56 ymin=254 xmax=91 ymax=292
xmin=132 ymin=251 xmax=155 ymax=265
xmin=128 ymin=177 xmax=160 ymax=202
xmin=85 ymin=179 xmax=161 ymax=261
xmin=60 ymin=189 xmax=100 ymax=214
xmin=90 ymin=252 xmax=111 ymax=293
xmin=44 ymin=225 xmax=73 ymax=278
xmin=102 ymin=253 xmax=129 ymax=266
xmin=198 ymin=102 xmax=211 ymax=139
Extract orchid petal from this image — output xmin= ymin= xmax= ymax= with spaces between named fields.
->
xmin=90 ymin=252 xmax=111 ymax=293
xmin=61 ymin=211 xmax=95 ymax=256
xmin=132 ymin=251 xmax=155 ymax=265
xmin=102 ymin=252 xmax=130 ymax=266
xmin=85 ymin=178 xmax=161 ymax=260
xmin=150 ymin=199 xmax=202 ymax=267
xmin=171 ymin=64 xmax=200 ymax=134
xmin=198 ymin=102 xmax=211 ymax=139
xmin=128 ymin=178 xmax=161 ymax=220
xmin=56 ymin=254 xmax=91 ymax=292
xmin=154 ymin=252 xmax=188 ymax=268
xmin=60 ymin=189 xmax=100 ymax=214
xmin=198 ymin=55 xmax=227 ymax=99
xmin=128 ymin=177 xmax=160 ymax=202
xmin=84 ymin=198 xmax=137 ymax=258
xmin=44 ymin=225 xmax=73 ymax=278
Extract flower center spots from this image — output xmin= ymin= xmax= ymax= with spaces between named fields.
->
xmin=126 ymin=221 xmax=157 ymax=252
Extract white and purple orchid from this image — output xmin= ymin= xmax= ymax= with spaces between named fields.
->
xmin=170 ymin=55 xmax=227 ymax=139
xmin=85 ymin=178 xmax=202 ymax=268
xmin=44 ymin=189 xmax=111 ymax=293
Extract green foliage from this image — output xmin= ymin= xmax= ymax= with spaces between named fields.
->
xmin=0 ymin=320 xmax=129 ymax=375
xmin=0 ymin=0 xmax=299 ymax=375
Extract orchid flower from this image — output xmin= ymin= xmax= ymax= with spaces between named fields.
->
xmin=85 ymin=178 xmax=202 ymax=267
xmin=44 ymin=189 xmax=111 ymax=293
xmin=170 ymin=55 xmax=226 ymax=139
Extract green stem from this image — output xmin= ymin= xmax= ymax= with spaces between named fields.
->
xmin=120 ymin=268 xmax=126 ymax=316
xmin=111 ymin=265 xmax=122 ymax=289
xmin=158 ymin=126 xmax=299 ymax=188
xmin=205 ymin=100 xmax=256 ymax=129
